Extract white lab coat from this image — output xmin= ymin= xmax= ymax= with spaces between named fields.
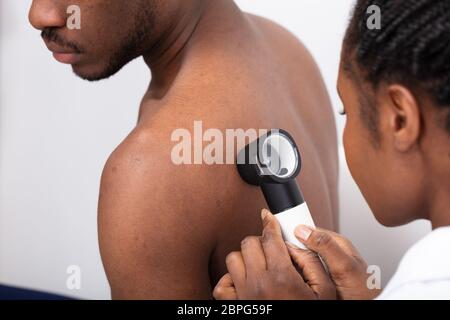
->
xmin=377 ymin=226 xmax=450 ymax=300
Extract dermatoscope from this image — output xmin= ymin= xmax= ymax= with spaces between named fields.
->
xmin=237 ymin=129 xmax=315 ymax=249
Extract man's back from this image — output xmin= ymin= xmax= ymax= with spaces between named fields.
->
xmin=98 ymin=4 xmax=338 ymax=299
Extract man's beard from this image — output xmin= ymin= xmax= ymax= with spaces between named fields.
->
xmin=46 ymin=3 xmax=155 ymax=82
xmin=74 ymin=15 xmax=153 ymax=82
xmin=74 ymin=38 xmax=144 ymax=82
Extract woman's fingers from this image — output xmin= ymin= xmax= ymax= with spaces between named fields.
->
xmin=294 ymin=226 xmax=359 ymax=276
xmin=260 ymin=209 xmax=293 ymax=270
xmin=240 ymin=236 xmax=267 ymax=274
xmin=321 ymin=229 xmax=363 ymax=259
xmin=213 ymin=273 xmax=238 ymax=300
xmin=286 ymin=242 xmax=336 ymax=300
xmin=225 ymin=251 xmax=246 ymax=294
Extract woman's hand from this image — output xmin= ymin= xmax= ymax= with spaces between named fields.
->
xmin=292 ymin=224 xmax=381 ymax=300
xmin=214 ymin=209 xmax=382 ymax=300
xmin=213 ymin=209 xmax=336 ymax=300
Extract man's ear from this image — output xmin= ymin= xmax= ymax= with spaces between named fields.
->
xmin=385 ymin=84 xmax=422 ymax=151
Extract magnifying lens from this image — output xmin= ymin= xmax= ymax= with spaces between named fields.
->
xmin=237 ymin=129 xmax=315 ymax=249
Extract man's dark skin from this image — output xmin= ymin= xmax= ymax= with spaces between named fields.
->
xmin=29 ymin=0 xmax=338 ymax=299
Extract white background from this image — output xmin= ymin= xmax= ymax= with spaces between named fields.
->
xmin=0 ymin=0 xmax=430 ymax=299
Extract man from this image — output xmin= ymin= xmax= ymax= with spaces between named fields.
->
xmin=29 ymin=0 xmax=338 ymax=299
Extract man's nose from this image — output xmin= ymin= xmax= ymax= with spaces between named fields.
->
xmin=29 ymin=0 xmax=67 ymax=31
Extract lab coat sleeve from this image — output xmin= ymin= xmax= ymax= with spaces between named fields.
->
xmin=378 ymin=280 xmax=450 ymax=300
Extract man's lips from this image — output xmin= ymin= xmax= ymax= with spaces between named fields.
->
xmin=44 ymin=39 xmax=82 ymax=65
xmin=52 ymin=52 xmax=82 ymax=64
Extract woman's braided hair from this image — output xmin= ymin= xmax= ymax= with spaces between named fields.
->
xmin=343 ymin=0 xmax=450 ymax=132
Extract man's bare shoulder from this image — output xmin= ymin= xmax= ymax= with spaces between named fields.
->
xmin=98 ymin=119 xmax=249 ymax=245
xmin=247 ymin=13 xmax=314 ymax=61
xmin=247 ymin=13 xmax=334 ymax=116
xmin=100 ymin=124 xmax=221 ymax=224
xmin=99 ymin=124 xmax=234 ymax=298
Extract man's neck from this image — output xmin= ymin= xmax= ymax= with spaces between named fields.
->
xmin=143 ymin=0 xmax=244 ymax=99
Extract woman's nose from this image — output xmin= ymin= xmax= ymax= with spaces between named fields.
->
xmin=28 ymin=0 xmax=67 ymax=31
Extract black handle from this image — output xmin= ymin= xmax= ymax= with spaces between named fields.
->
xmin=261 ymin=180 xmax=304 ymax=214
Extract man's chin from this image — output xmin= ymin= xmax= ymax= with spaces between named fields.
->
xmin=72 ymin=66 xmax=115 ymax=82
xmin=71 ymin=61 xmax=128 ymax=82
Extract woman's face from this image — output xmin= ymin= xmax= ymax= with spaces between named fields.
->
xmin=337 ymin=62 xmax=426 ymax=227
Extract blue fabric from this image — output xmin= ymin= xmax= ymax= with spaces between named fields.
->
xmin=0 ymin=284 xmax=73 ymax=300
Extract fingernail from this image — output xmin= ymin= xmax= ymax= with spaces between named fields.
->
xmin=295 ymin=225 xmax=312 ymax=241
xmin=261 ymin=208 xmax=271 ymax=220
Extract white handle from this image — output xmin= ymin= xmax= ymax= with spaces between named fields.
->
xmin=275 ymin=203 xmax=315 ymax=250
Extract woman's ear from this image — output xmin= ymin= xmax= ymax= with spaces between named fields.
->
xmin=386 ymin=84 xmax=422 ymax=152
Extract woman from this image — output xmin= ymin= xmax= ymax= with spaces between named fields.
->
xmin=213 ymin=0 xmax=450 ymax=300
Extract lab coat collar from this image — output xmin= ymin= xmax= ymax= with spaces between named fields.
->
xmin=382 ymin=226 xmax=450 ymax=295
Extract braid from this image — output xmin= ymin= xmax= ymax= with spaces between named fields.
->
xmin=343 ymin=0 xmax=450 ymax=132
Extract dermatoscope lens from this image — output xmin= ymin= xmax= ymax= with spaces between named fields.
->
xmin=259 ymin=132 xmax=299 ymax=178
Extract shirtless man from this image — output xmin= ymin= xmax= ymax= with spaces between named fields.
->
xmin=29 ymin=0 xmax=338 ymax=299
